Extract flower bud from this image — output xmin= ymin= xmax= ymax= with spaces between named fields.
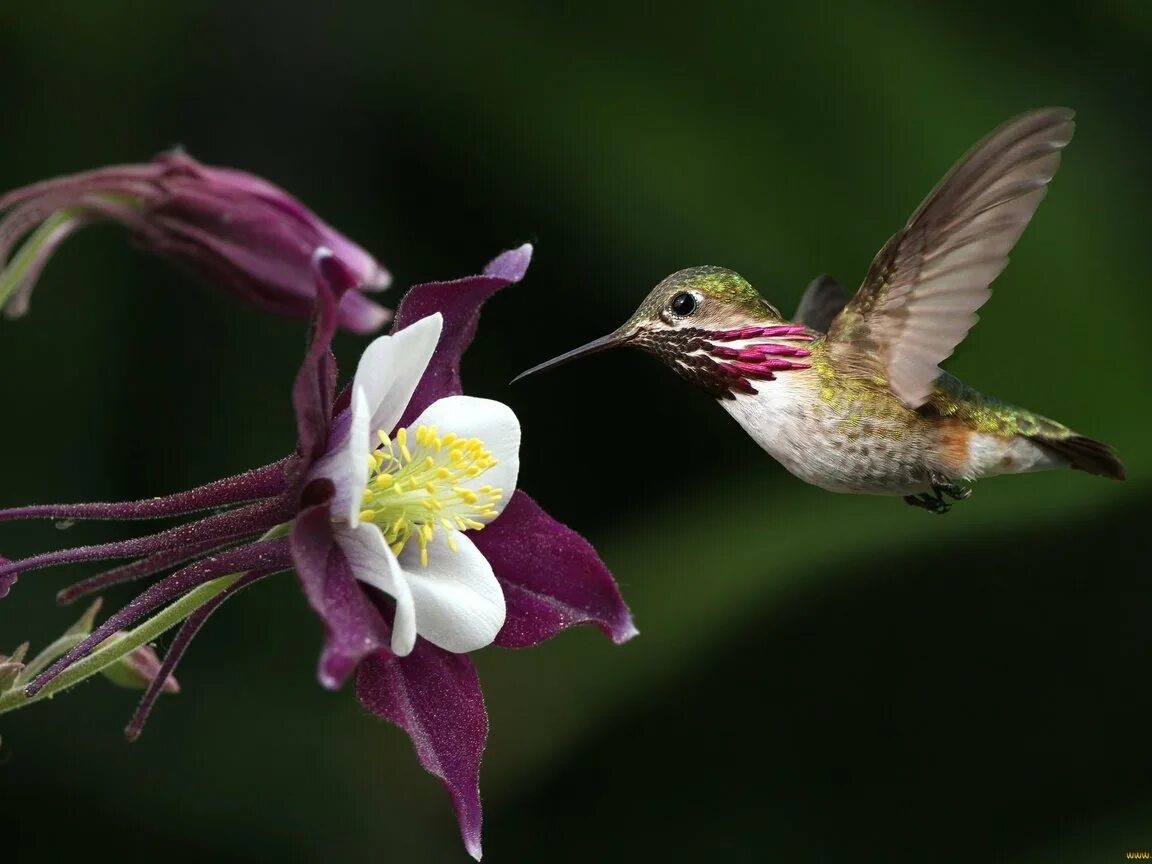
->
xmin=0 ymin=151 xmax=391 ymax=332
xmin=99 ymin=637 xmax=180 ymax=694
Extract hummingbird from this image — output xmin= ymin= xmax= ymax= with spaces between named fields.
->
xmin=514 ymin=107 xmax=1125 ymax=513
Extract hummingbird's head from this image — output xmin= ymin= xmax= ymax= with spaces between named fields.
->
xmin=514 ymin=266 xmax=815 ymax=398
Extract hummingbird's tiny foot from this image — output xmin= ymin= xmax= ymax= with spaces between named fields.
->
xmin=904 ymin=492 xmax=951 ymax=515
xmin=928 ymin=471 xmax=971 ymax=502
xmin=943 ymin=484 xmax=972 ymax=501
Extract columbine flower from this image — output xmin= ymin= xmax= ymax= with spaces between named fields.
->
xmin=0 ymin=244 xmax=634 ymax=859
xmin=308 ymin=312 xmax=518 ymax=657
xmin=0 ymin=150 xmax=390 ymax=332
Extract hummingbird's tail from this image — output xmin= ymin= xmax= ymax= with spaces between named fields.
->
xmin=1029 ymin=432 xmax=1126 ymax=480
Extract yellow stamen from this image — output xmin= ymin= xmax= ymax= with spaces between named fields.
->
xmin=356 ymin=423 xmax=504 ymax=567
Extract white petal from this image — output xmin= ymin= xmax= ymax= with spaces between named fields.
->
xmin=349 ymin=334 xmax=395 ymax=427
xmin=352 ymin=313 xmax=443 ymax=437
xmin=410 ymin=395 xmax=520 ymax=518
xmin=345 ymin=387 xmax=373 ymax=525
xmin=310 ymin=387 xmax=372 ymax=526
xmin=335 ymin=522 xmax=417 ymax=657
xmin=398 ymin=532 xmax=506 ymax=654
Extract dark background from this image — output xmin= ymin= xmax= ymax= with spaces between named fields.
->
xmin=1 ymin=2 xmax=1149 ymax=861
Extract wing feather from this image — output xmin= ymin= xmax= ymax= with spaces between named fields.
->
xmin=826 ymin=108 xmax=1075 ymax=407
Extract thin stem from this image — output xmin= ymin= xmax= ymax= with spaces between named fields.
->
xmin=0 ymin=573 xmax=239 ymax=715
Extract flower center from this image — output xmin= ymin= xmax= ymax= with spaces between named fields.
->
xmin=359 ymin=425 xmax=502 ymax=566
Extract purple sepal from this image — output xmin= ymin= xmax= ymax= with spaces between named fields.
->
xmin=474 ymin=492 xmax=638 ymax=648
xmin=392 ymin=244 xmax=532 ymax=429
xmin=482 ymin=244 xmax=532 ymax=282
xmin=289 ymin=500 xmax=392 ymax=690
xmin=357 ymin=644 xmax=488 ymax=861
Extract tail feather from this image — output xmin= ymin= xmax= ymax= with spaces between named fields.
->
xmin=1031 ymin=433 xmax=1126 ymax=480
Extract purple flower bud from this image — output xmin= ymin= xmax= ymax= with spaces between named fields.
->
xmin=0 ymin=151 xmax=391 ymax=332
xmin=100 ymin=637 xmax=181 ymax=694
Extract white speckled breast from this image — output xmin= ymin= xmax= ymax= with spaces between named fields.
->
xmin=717 ymin=379 xmax=937 ymax=495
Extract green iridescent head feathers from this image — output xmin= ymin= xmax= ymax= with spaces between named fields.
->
xmin=623 ymin=266 xmax=782 ymax=331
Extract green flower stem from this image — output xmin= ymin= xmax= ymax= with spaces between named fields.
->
xmin=0 ymin=572 xmax=241 ymax=715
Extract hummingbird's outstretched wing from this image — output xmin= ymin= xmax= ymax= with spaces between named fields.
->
xmin=793 ymin=274 xmax=848 ymax=333
xmin=826 ymin=107 xmax=1075 ymax=408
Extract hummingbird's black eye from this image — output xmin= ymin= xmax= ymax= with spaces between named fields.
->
xmin=671 ymin=292 xmax=696 ymax=317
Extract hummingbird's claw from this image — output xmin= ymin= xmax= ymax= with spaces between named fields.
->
xmin=930 ymin=472 xmax=972 ymax=501
xmin=904 ymin=493 xmax=952 ymax=514
xmin=905 ymin=474 xmax=972 ymax=514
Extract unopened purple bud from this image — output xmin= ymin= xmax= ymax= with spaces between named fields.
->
xmin=100 ymin=637 xmax=180 ymax=694
xmin=0 ymin=151 xmax=391 ymax=333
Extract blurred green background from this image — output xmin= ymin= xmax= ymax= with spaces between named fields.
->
xmin=1 ymin=1 xmax=1150 ymax=861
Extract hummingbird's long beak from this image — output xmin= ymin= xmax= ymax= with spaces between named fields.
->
xmin=511 ymin=330 xmax=633 ymax=383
